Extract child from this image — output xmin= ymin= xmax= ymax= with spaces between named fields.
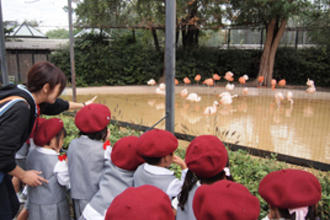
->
xmin=68 ymin=103 xmax=111 ymax=219
xmin=133 ymin=129 xmax=187 ymax=201
xmin=26 ymin=118 xmax=70 ymax=220
xmin=80 ymin=136 xmax=144 ymax=220
xmin=258 ymin=169 xmax=322 ymax=220
xmin=177 ymin=135 xmax=233 ymax=220
xmin=105 ymin=185 xmax=175 ymax=220
xmin=193 ymin=180 xmax=260 ymax=220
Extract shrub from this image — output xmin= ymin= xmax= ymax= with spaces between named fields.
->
xmin=50 ymin=33 xmax=330 ymax=87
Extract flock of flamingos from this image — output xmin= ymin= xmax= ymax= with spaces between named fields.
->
xmin=147 ymin=72 xmax=317 ymax=115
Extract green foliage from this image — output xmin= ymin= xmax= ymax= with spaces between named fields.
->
xmin=50 ymin=113 xmax=329 ymax=219
xmin=46 ymin=29 xmax=69 ymax=39
xmin=50 ymin=32 xmax=330 ymax=87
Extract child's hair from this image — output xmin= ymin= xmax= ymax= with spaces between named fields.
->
xmin=276 ymin=206 xmax=317 ymax=220
xmin=178 ymin=160 xmax=233 ymax=211
xmin=79 ymin=127 xmax=108 ymax=141
xmin=141 ymin=156 xmax=162 ymax=165
xmin=46 ymin=127 xmax=66 ymax=148
xmin=141 ymin=152 xmax=173 ymax=165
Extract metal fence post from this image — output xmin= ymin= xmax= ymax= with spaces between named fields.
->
xmin=68 ymin=0 xmax=77 ymax=102
xmin=0 ymin=0 xmax=8 ymax=85
xmin=165 ymin=0 xmax=176 ymax=133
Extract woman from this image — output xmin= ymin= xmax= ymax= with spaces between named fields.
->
xmin=0 ymin=61 xmax=67 ymax=219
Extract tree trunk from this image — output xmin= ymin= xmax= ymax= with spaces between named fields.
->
xmin=132 ymin=29 xmax=136 ymax=43
xmin=258 ymin=19 xmax=276 ymax=86
xmin=258 ymin=19 xmax=287 ymax=87
xmin=266 ymin=19 xmax=287 ymax=86
xmin=151 ymin=28 xmax=161 ymax=53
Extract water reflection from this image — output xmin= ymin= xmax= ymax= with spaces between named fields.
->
xmin=62 ymin=93 xmax=330 ymax=163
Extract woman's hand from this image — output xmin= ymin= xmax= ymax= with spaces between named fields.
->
xmin=85 ymin=96 xmax=97 ymax=106
xmin=21 ymin=170 xmax=48 ymax=187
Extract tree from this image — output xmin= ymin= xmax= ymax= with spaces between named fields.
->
xmin=305 ymin=0 xmax=330 ymax=50
xmin=46 ymin=29 xmax=70 ymax=39
xmin=230 ymin=0 xmax=310 ymax=86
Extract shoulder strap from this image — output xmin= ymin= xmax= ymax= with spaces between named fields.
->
xmin=0 ymin=96 xmax=27 ymax=117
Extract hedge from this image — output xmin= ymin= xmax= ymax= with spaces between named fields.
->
xmin=57 ymin=114 xmax=329 ymax=219
xmin=50 ymin=33 xmax=330 ymax=87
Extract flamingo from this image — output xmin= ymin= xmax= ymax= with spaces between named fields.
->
xmin=203 ymin=101 xmax=219 ymax=115
xmin=239 ymin=74 xmax=249 ymax=84
xmin=257 ymin=76 xmax=264 ymax=87
xmin=286 ymin=91 xmax=294 ymax=105
xmin=203 ymin=78 xmax=214 ymax=87
xmin=147 ymin=79 xmax=156 ymax=86
xmin=242 ymin=87 xmax=249 ymax=95
xmin=183 ymin=77 xmax=191 ymax=85
xmin=271 ymin=79 xmax=277 ymax=90
xmin=274 ymin=92 xmax=284 ymax=108
xmin=278 ymin=79 xmax=286 ymax=87
xmin=175 ymin=78 xmax=179 ymax=85
xmin=225 ymin=83 xmax=235 ymax=91
xmin=155 ymin=83 xmax=166 ymax=95
xmin=186 ymin=93 xmax=201 ymax=102
xmin=194 ymin=74 xmax=201 ymax=83
xmin=219 ymin=92 xmax=238 ymax=105
xmin=213 ymin=73 xmax=221 ymax=81
xmin=224 ymin=71 xmax=234 ymax=82
xmin=306 ymin=78 xmax=316 ymax=93
xmin=180 ymin=88 xmax=188 ymax=97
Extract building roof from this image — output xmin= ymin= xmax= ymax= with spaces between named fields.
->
xmin=5 ymin=38 xmax=69 ymax=50
xmin=74 ymin=28 xmax=111 ymax=38
xmin=8 ymin=22 xmax=47 ymax=38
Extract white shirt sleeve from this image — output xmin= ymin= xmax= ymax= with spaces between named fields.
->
xmin=82 ymin=204 xmax=105 ymax=220
xmin=104 ymin=145 xmax=112 ymax=161
xmin=54 ymin=160 xmax=70 ymax=189
xmin=166 ymin=168 xmax=188 ymax=199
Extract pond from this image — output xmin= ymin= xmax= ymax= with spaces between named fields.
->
xmin=62 ymin=86 xmax=330 ymax=164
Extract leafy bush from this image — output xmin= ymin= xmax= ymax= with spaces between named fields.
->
xmin=56 ymin=114 xmax=329 ymax=219
xmin=51 ymin=32 xmax=330 ymax=87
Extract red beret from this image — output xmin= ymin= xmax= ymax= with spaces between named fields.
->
xmin=185 ymin=135 xmax=228 ymax=178
xmin=105 ymin=185 xmax=175 ymax=220
xmin=137 ymin=129 xmax=178 ymax=157
xmin=34 ymin=118 xmax=64 ymax=146
xmin=258 ymin=169 xmax=321 ymax=209
xmin=75 ymin=104 xmax=111 ymax=133
xmin=193 ymin=180 xmax=260 ymax=220
xmin=111 ymin=136 xmax=144 ymax=171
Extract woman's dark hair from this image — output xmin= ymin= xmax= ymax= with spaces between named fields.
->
xmin=80 ymin=127 xmax=108 ymax=142
xmin=27 ymin=61 xmax=66 ymax=95
xmin=178 ymin=161 xmax=233 ymax=211
xmin=277 ymin=206 xmax=317 ymax=220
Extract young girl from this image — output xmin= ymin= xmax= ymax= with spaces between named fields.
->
xmin=176 ymin=135 xmax=233 ymax=220
xmin=258 ymin=169 xmax=322 ymax=220
xmin=193 ymin=180 xmax=260 ymax=220
xmin=26 ymin=118 xmax=70 ymax=220
xmin=68 ymin=103 xmax=111 ymax=219
xmin=105 ymin=185 xmax=175 ymax=220
xmin=81 ymin=136 xmax=144 ymax=220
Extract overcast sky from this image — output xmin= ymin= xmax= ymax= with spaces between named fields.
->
xmin=2 ymin=0 xmax=77 ymax=33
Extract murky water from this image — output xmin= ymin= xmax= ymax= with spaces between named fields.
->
xmin=62 ymin=92 xmax=330 ymax=164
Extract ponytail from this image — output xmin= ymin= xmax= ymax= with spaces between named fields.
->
xmin=178 ymin=170 xmax=198 ymax=211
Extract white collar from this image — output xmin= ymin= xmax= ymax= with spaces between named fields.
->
xmin=36 ymin=147 xmax=59 ymax=155
xmin=144 ymin=163 xmax=174 ymax=175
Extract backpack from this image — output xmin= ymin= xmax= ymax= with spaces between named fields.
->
xmin=0 ymin=96 xmax=27 ymax=183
